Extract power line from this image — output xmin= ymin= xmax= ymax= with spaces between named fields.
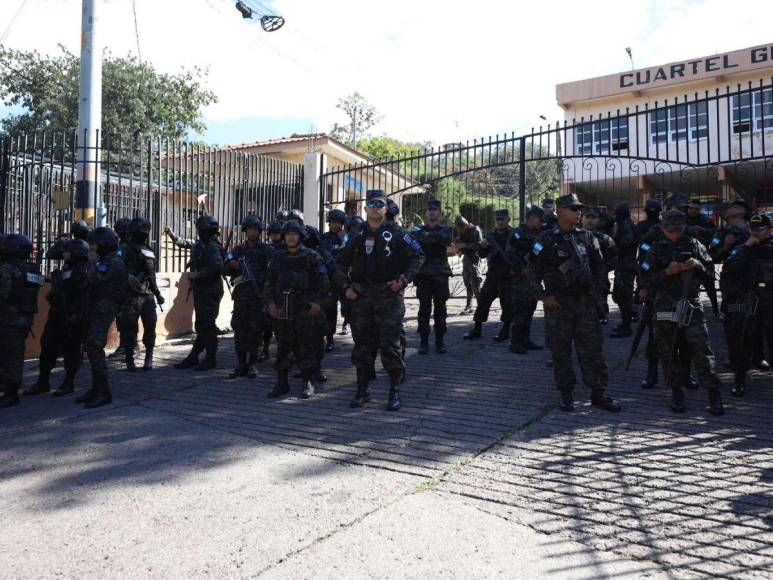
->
xmin=131 ymin=0 xmax=142 ymax=61
xmin=0 ymin=0 xmax=31 ymax=45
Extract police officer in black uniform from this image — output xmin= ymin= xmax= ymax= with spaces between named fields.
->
xmin=45 ymin=220 xmax=92 ymax=260
xmin=411 ymin=199 xmax=453 ymax=354
xmin=24 ymin=238 xmax=90 ymax=397
xmin=0 ymin=235 xmax=44 ymax=409
xmin=320 ymin=209 xmax=348 ymax=350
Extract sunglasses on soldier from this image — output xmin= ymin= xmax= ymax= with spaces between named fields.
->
xmin=366 ymin=200 xmax=386 ymax=209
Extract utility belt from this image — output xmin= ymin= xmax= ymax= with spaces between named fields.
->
xmin=655 ymin=304 xmax=697 ymax=324
xmin=726 ymin=295 xmax=759 ymax=316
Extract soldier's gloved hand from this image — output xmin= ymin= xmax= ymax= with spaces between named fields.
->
xmin=268 ymin=304 xmax=279 ymax=319
xmin=345 ymin=288 xmax=359 ymax=301
xmin=665 ymin=262 xmax=682 ymax=276
xmin=308 ymin=302 xmax=321 ymax=317
xmin=155 ymin=293 xmax=165 ymax=306
xmin=542 ymin=296 xmax=561 ymax=310
xmin=388 ymin=278 xmax=405 ymax=292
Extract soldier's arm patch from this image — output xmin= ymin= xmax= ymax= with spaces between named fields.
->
xmin=640 ymin=242 xmax=651 ymax=252
xmin=532 ymin=242 xmax=544 ymax=255
xmin=641 ymin=261 xmax=651 ymax=271
xmin=141 ymin=248 xmax=155 ymax=259
xmin=403 ymin=233 xmax=422 ymax=252
xmin=711 ymin=235 xmax=721 ymax=247
xmin=97 ymin=262 xmax=109 ymax=273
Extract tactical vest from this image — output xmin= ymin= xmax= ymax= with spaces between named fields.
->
xmin=349 ymin=224 xmax=407 ymax=284
xmin=8 ymin=262 xmax=44 ymax=314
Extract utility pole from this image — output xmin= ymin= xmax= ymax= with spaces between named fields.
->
xmin=76 ymin=0 xmax=104 ymax=226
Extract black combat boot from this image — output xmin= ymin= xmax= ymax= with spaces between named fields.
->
xmin=493 ymin=324 xmax=510 ymax=342
xmin=463 ymin=321 xmax=482 ymax=340
xmin=174 ymin=345 xmax=202 ymax=369
xmin=340 ymin=321 xmax=349 ymax=336
xmin=559 ymin=389 xmax=574 ymax=412
xmin=386 ymin=370 xmax=402 ymax=411
xmin=418 ymin=333 xmax=430 ymax=355
xmin=143 ymin=348 xmax=154 ymax=371
xmin=508 ymin=326 xmax=527 ymax=355
xmin=315 ymin=370 xmax=328 ymax=384
xmin=194 ymin=343 xmax=217 ymax=372
xmin=75 ymin=386 xmax=97 ymax=405
xmin=685 ymin=375 xmax=699 ymax=390
xmin=268 ymin=370 xmax=290 ymax=398
xmin=107 ymin=345 xmax=125 ymax=360
xmin=707 ymin=389 xmax=724 ymax=416
xmin=610 ymin=324 xmax=632 ymax=338
xmin=301 ymin=375 xmax=315 ymax=399
xmin=23 ymin=373 xmax=51 ymax=396
xmin=462 ymin=299 xmax=473 ymax=315
xmin=591 ymin=390 xmax=622 ymax=412
xmin=435 ymin=333 xmax=447 ymax=354
xmin=0 ymin=389 xmax=20 ymax=408
xmin=325 ymin=335 xmax=335 ymax=353
xmin=670 ymin=386 xmax=686 ymax=413
xmin=125 ymin=347 xmax=137 ymax=373
xmin=731 ymin=381 xmax=745 ymax=397
xmin=754 ymin=359 xmax=771 ymax=371
xmin=246 ymin=353 xmax=258 ymax=378
xmin=350 ymin=368 xmax=372 ymax=408
xmin=52 ymin=369 xmax=76 ymax=397
xmin=229 ymin=351 xmax=249 ymax=379
xmin=525 ymin=321 xmax=543 ymax=350
xmin=641 ymin=359 xmax=658 ymax=388
xmin=84 ymin=379 xmax=112 ymax=409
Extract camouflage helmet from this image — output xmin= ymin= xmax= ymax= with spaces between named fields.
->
xmin=0 ymin=234 xmax=33 ymax=258
xmin=88 ymin=227 xmax=120 ymax=255
xmin=241 ymin=214 xmax=263 ymax=232
xmin=71 ymin=220 xmax=91 ymax=240
xmin=195 ymin=215 xmax=220 ymax=234
xmin=326 ymin=209 xmax=347 ymax=224
xmin=65 ymin=238 xmax=90 ymax=259
xmin=281 ymin=219 xmax=306 ymax=239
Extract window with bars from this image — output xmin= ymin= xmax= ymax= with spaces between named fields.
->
xmin=648 ymin=102 xmax=708 ymax=145
xmin=575 ymin=117 xmax=629 ymax=155
xmin=731 ymin=89 xmax=773 ymax=133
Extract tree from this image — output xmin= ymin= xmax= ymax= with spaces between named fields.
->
xmin=356 ymin=134 xmax=429 ymax=160
xmin=0 ymin=45 xmax=217 ymax=138
xmin=329 ymin=92 xmax=381 ymax=147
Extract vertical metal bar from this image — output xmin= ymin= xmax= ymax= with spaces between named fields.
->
xmin=518 ymin=135 xmax=526 ymax=222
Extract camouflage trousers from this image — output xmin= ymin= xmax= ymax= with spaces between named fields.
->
xmin=474 ymin=271 xmax=513 ymax=324
xmin=193 ymin=286 xmax=223 ymax=353
xmin=654 ymin=311 xmax=721 ymax=391
xmin=544 ymin=294 xmax=609 ymax=394
xmin=231 ymin=286 xmax=267 ymax=354
xmin=510 ymin=275 xmax=537 ymax=330
xmin=350 ymin=284 xmax=406 ymax=372
xmin=0 ymin=325 xmax=31 ymax=394
xmin=85 ymin=298 xmax=121 ymax=389
xmin=462 ymin=256 xmax=482 ymax=301
xmin=416 ymin=274 xmax=450 ymax=337
xmin=273 ymin=309 xmax=326 ymax=374
xmin=118 ymin=294 xmax=157 ymax=350
xmin=39 ymin=311 xmax=84 ymax=376
xmin=612 ymin=270 xmax=636 ymax=324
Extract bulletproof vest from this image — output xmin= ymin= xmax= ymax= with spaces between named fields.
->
xmin=646 ymin=237 xmax=703 ymax=304
xmin=536 ymin=228 xmax=595 ymax=296
xmin=275 ymin=249 xmax=312 ymax=294
xmin=190 ymin=239 xmax=222 ymax=272
xmin=90 ymin=252 xmax=128 ymax=301
xmin=485 ymin=227 xmax=514 ymax=273
xmin=49 ymin=260 xmax=89 ymax=313
xmin=458 ymin=226 xmax=482 ymax=259
xmin=320 ymin=232 xmax=344 ymax=257
xmin=7 ymin=261 xmax=44 ymax=315
xmin=350 ymin=224 xmax=404 ymax=284
xmin=414 ymin=224 xmax=451 ymax=275
xmin=230 ymin=242 xmax=271 ymax=274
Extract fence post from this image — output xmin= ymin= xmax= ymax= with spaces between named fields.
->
xmin=0 ymin=137 xmax=7 ymax=227
xmin=518 ymin=135 xmax=527 ymax=222
xmin=303 ymin=152 xmax=325 ymax=231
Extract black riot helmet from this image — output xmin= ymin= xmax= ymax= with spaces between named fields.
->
xmin=386 ymin=198 xmax=400 ymax=221
xmin=281 ymin=219 xmax=306 ymax=239
xmin=275 ymin=210 xmax=290 ymax=222
xmin=65 ymin=238 xmax=90 ymax=260
xmin=345 ymin=215 xmax=364 ymax=235
xmin=289 ymin=209 xmax=305 ymax=224
xmin=644 ymin=198 xmax=662 ymax=217
xmin=242 ymin=214 xmax=263 ymax=232
xmin=267 ymin=220 xmax=283 ymax=235
xmin=128 ymin=217 xmax=151 ymax=243
xmin=71 ymin=220 xmax=91 ymax=240
xmin=1 ymin=234 xmax=33 ymax=259
xmin=326 ymin=209 xmax=347 ymax=224
xmin=195 ymin=215 xmax=220 ymax=237
xmin=114 ymin=218 xmax=131 ymax=241
xmin=614 ymin=201 xmax=631 ymax=221
xmin=88 ymin=227 xmax=120 ymax=257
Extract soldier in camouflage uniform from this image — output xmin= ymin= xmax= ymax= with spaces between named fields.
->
xmin=640 ymin=210 xmax=724 ymax=415
xmin=464 ymin=209 xmax=515 ymax=342
xmin=528 ymin=194 xmax=621 ymax=413
xmin=542 ymin=199 xmax=558 ymax=230
xmin=118 ymin=218 xmax=165 ymax=372
xmin=720 ymin=213 xmax=773 ymax=397
xmin=338 ymin=215 xmax=366 ymax=337
xmin=263 ymin=220 xmax=329 ymax=399
xmin=335 ymin=190 xmax=424 ymax=411
xmin=452 ymin=216 xmax=483 ymax=314
xmin=506 ymin=205 xmax=544 ymax=354
xmin=23 ymin=239 xmax=90 ymax=397
xmin=611 ymin=202 xmax=638 ymax=338
xmin=165 ymin=215 xmax=224 ymax=371
xmin=582 ymin=207 xmax=617 ymax=324
xmin=320 ymin=209 xmax=347 ymax=350
xmin=411 ymin=199 xmax=453 ymax=355
xmin=225 ymin=214 xmax=273 ymax=379
xmin=109 ymin=218 xmax=131 ymax=360
xmin=0 ymin=235 xmax=45 ymax=409
xmin=267 ymin=220 xmax=284 ymax=250
xmin=75 ymin=227 xmax=127 ymax=409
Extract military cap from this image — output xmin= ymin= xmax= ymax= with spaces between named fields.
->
xmin=750 ymin=213 xmax=772 ymax=230
xmin=583 ymin=206 xmax=601 ymax=218
xmin=495 ymin=209 xmax=509 ymax=219
xmin=666 ymin=193 xmax=689 ymax=210
xmin=556 ymin=193 xmax=585 ymax=209
xmin=644 ymin=198 xmax=662 ymax=211
xmin=526 ymin=205 xmax=545 ymax=219
xmin=427 ymin=199 xmax=441 ymax=210
xmin=366 ymin=189 xmax=387 ymax=201
xmin=542 ymin=198 xmax=555 ymax=209
xmin=661 ymin=209 xmax=687 ymax=231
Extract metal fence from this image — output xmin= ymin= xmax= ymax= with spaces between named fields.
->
xmin=320 ymin=78 xmax=773 ymax=231
xmin=0 ymin=132 xmax=304 ymax=273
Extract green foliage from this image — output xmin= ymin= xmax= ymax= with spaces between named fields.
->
xmin=355 ymin=134 xmax=428 ymax=160
xmin=0 ymin=45 xmax=217 ymax=138
xmin=329 ymin=92 xmax=381 ymax=146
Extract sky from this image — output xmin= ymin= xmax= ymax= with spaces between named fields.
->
xmin=1 ymin=0 xmax=772 ymax=146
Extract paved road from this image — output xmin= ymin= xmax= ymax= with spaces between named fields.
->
xmin=1 ymin=298 xmax=770 ymax=578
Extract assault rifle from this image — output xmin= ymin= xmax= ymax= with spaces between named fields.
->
xmin=238 ymin=255 xmax=264 ymax=299
xmin=564 ymin=232 xmax=605 ymax=317
xmin=663 ymin=268 xmax=697 ymax=389
xmin=483 ymin=231 xmax=514 ymax=268
xmin=625 ymin=293 xmax=654 ymax=371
